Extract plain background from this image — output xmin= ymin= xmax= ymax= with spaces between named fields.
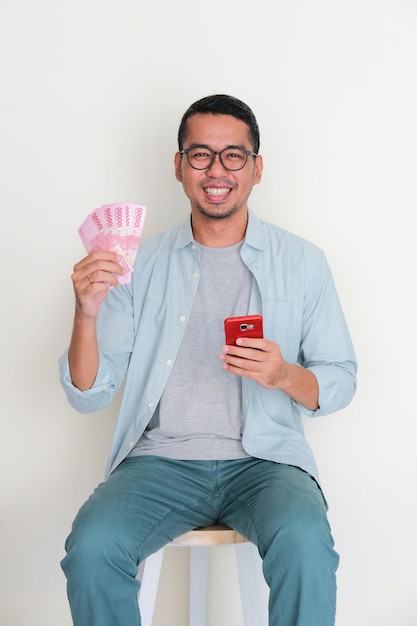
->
xmin=1 ymin=1 xmax=416 ymax=624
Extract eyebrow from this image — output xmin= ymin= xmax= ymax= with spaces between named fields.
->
xmin=186 ymin=143 xmax=248 ymax=150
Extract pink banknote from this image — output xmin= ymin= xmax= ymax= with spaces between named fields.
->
xmin=78 ymin=202 xmax=147 ymax=285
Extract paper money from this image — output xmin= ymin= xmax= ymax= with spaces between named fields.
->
xmin=78 ymin=202 xmax=147 ymax=284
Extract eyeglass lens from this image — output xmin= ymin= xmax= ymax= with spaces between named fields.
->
xmin=186 ymin=146 xmax=250 ymax=171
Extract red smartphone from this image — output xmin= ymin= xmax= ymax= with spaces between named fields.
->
xmin=224 ymin=315 xmax=264 ymax=345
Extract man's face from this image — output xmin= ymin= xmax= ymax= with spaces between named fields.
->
xmin=175 ymin=113 xmax=263 ymax=221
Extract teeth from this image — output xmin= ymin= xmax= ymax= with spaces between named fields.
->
xmin=205 ymin=187 xmax=230 ymax=196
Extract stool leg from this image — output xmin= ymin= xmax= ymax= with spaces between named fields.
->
xmin=235 ymin=543 xmax=268 ymax=626
xmin=138 ymin=548 xmax=165 ymax=626
xmin=189 ymin=546 xmax=209 ymax=626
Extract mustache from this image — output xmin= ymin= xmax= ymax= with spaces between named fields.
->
xmin=199 ymin=180 xmax=235 ymax=188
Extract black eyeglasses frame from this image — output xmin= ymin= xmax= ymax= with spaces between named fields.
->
xmin=179 ymin=145 xmax=258 ymax=171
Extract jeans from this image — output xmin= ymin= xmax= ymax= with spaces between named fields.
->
xmin=61 ymin=456 xmax=339 ymax=626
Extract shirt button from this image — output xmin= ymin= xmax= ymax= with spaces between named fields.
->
xmin=129 ymin=441 xmax=135 ymax=447
xmin=180 ymin=316 xmax=186 ymax=322
xmin=147 ymin=401 xmax=154 ymax=408
xmin=167 ymin=360 xmax=172 ymax=366
xmin=192 ymin=272 xmax=198 ymax=278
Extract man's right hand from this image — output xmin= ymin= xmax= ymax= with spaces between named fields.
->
xmin=71 ymin=250 xmax=125 ymax=319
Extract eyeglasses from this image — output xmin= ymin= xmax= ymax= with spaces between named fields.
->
xmin=180 ymin=145 xmax=258 ymax=171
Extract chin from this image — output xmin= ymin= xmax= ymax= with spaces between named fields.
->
xmin=197 ymin=204 xmax=239 ymax=220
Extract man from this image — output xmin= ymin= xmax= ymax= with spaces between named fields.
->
xmin=60 ymin=94 xmax=357 ymax=626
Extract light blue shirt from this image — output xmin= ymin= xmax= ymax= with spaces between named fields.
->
xmin=59 ymin=211 xmax=357 ymax=484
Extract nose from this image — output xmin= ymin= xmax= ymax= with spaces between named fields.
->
xmin=206 ymin=152 xmax=228 ymax=176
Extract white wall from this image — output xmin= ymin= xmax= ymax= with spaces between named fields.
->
xmin=1 ymin=1 xmax=416 ymax=624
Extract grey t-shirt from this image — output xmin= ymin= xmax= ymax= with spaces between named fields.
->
xmin=130 ymin=241 xmax=252 ymax=460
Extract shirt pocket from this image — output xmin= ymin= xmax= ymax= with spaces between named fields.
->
xmin=263 ymin=299 xmax=303 ymax=362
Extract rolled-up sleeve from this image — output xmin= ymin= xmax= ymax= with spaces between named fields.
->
xmin=58 ymin=350 xmax=123 ymax=413
xmin=58 ymin=282 xmax=135 ymax=413
xmin=295 ymin=251 xmax=357 ymax=417
xmin=300 ymin=361 xmax=357 ymax=417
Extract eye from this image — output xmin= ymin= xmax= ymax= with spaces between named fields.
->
xmin=189 ymin=148 xmax=211 ymax=160
xmin=223 ymin=149 xmax=245 ymax=162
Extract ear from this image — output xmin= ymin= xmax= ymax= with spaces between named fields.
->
xmin=253 ymin=154 xmax=263 ymax=185
xmin=174 ymin=152 xmax=183 ymax=182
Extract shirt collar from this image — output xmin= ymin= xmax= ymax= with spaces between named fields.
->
xmin=244 ymin=209 xmax=264 ymax=251
xmin=174 ymin=214 xmax=194 ymax=249
xmin=173 ymin=209 xmax=265 ymax=251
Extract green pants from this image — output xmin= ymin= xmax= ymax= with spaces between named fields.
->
xmin=62 ymin=456 xmax=339 ymax=625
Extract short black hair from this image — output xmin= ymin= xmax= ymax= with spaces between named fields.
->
xmin=178 ymin=94 xmax=260 ymax=154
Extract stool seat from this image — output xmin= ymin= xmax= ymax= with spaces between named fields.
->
xmin=171 ymin=523 xmax=247 ymax=546
xmin=138 ymin=524 xmax=268 ymax=626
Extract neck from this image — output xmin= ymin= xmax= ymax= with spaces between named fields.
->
xmin=191 ymin=209 xmax=248 ymax=248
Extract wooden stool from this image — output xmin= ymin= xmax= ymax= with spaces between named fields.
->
xmin=137 ymin=523 xmax=268 ymax=626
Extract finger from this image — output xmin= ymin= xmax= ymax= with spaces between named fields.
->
xmin=222 ymin=352 xmax=264 ymax=373
xmin=222 ymin=344 xmax=265 ymax=363
xmin=223 ymin=360 xmax=262 ymax=380
xmin=88 ymin=260 xmax=125 ymax=277
xmin=85 ymin=269 xmax=120 ymax=288
xmin=73 ymin=250 xmax=119 ymax=272
xmin=72 ymin=259 xmax=125 ymax=287
xmin=235 ymin=337 xmax=269 ymax=351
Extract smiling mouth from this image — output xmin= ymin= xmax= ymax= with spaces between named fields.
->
xmin=204 ymin=187 xmax=231 ymax=197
